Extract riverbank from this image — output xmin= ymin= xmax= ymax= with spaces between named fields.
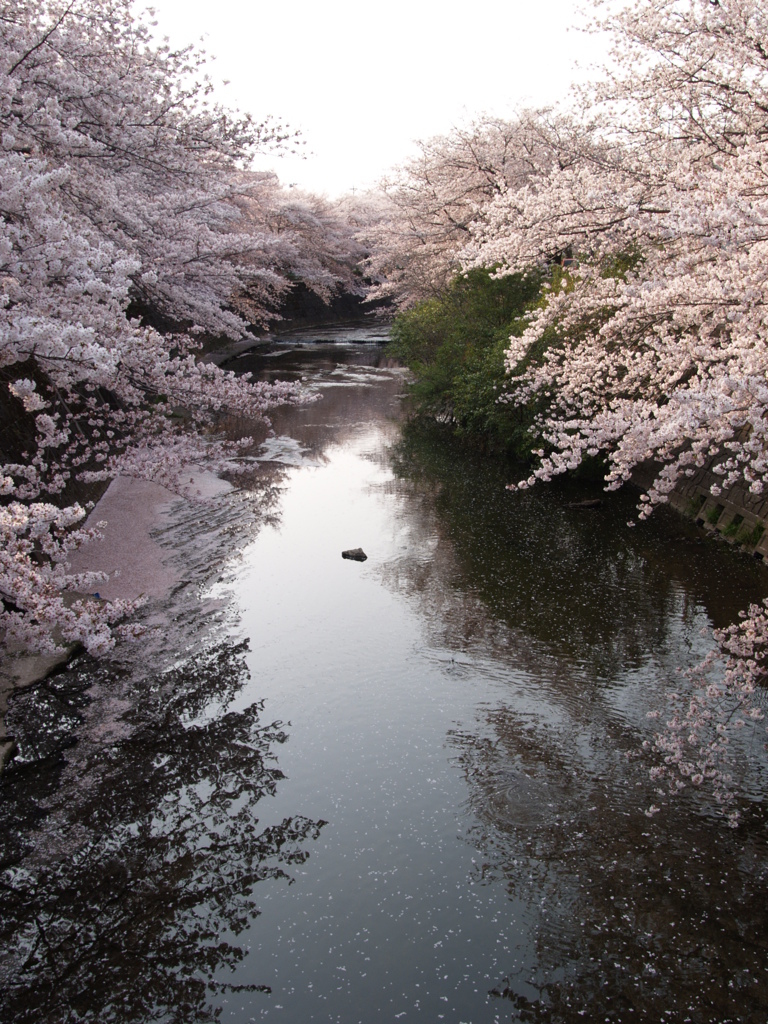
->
xmin=633 ymin=458 xmax=768 ymax=560
xmin=0 ymin=470 xmax=233 ymax=771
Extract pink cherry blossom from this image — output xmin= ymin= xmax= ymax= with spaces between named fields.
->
xmin=0 ymin=0 xmax=362 ymax=654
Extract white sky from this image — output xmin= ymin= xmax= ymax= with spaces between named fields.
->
xmin=147 ymin=0 xmax=611 ymax=197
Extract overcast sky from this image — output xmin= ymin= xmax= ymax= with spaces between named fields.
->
xmin=148 ymin=0 xmax=611 ymax=197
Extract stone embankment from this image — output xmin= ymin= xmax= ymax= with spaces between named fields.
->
xmin=633 ymin=459 xmax=768 ymax=561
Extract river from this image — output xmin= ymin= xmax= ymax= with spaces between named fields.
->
xmin=1 ymin=325 xmax=768 ymax=1024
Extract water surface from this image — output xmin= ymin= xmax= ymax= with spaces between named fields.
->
xmin=2 ymin=331 xmax=767 ymax=1024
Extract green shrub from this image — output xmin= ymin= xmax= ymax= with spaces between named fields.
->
xmin=737 ymin=522 xmax=765 ymax=548
xmin=685 ymin=493 xmax=707 ymax=518
xmin=387 ymin=267 xmax=545 ymax=456
xmin=721 ymin=514 xmax=744 ymax=538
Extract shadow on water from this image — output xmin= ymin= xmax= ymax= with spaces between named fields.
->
xmin=0 ymin=642 xmax=326 ymax=1024
xmin=380 ymin=419 xmax=768 ymax=1022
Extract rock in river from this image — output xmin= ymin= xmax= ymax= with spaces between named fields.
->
xmin=342 ymin=548 xmax=367 ymax=561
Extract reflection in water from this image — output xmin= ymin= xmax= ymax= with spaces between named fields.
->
xmin=0 ymin=458 xmax=325 ymax=1024
xmin=383 ymin=420 xmax=768 ymax=785
xmin=2 ymin=339 xmax=768 ymax=1024
xmin=383 ymin=420 xmax=768 ymax=1021
xmin=0 ymin=641 xmax=325 ymax=1024
xmin=386 ymin=419 xmax=768 ymax=653
xmin=228 ymin=354 xmax=766 ymax=1023
xmin=219 ymin=341 xmax=408 ymax=476
xmin=453 ymin=704 xmax=768 ymax=1023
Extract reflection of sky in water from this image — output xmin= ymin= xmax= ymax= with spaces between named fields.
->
xmin=221 ymin=353 xmax=768 ymax=1023
xmin=2 ymin=344 xmax=768 ymax=1024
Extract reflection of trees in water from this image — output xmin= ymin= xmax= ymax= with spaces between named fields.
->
xmin=0 ymin=643 xmax=325 ymax=1024
xmin=113 ymin=465 xmax=287 ymax=685
xmin=385 ymin=423 xmax=768 ymax=1020
xmin=450 ymin=703 xmax=768 ymax=1023
xmin=379 ymin=421 xmax=768 ymax=1018
xmin=384 ymin=421 xmax=768 ymax=677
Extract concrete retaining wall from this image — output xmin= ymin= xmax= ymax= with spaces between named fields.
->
xmin=633 ymin=460 xmax=768 ymax=561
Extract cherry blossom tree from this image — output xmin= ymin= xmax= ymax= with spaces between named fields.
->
xmin=365 ymin=111 xmax=585 ymax=308
xmin=467 ymin=0 xmax=768 ymax=512
xmin=0 ymin=0 xmax=360 ymax=655
xmin=244 ymin=180 xmax=368 ymax=304
xmin=459 ymin=0 xmax=768 ymax=817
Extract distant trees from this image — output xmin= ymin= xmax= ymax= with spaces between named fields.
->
xmin=0 ymin=0 xmax=362 ymax=654
xmin=232 ymin=177 xmax=367 ymax=312
xmin=364 ymin=111 xmax=584 ymax=308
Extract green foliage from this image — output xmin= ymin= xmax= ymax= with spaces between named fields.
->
xmin=721 ymin=514 xmax=744 ymax=538
xmin=387 ymin=268 xmax=545 ymax=456
xmin=684 ymin=493 xmax=707 ymax=519
xmin=599 ymin=247 xmax=644 ymax=281
xmin=737 ymin=522 xmax=765 ymax=548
